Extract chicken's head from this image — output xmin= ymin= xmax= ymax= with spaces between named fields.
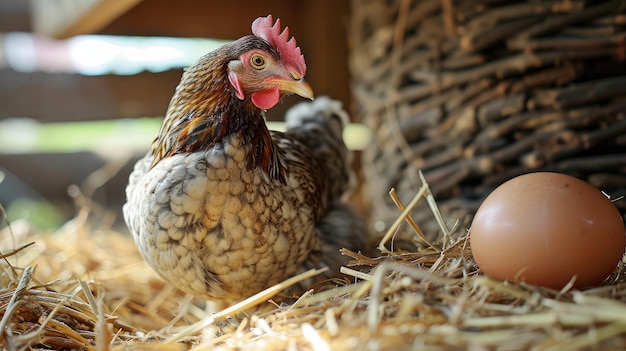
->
xmin=227 ymin=15 xmax=314 ymax=110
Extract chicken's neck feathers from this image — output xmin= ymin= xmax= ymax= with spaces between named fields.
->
xmin=149 ymin=53 xmax=286 ymax=183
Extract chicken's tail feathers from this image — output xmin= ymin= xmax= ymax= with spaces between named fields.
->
xmin=285 ymin=96 xmax=349 ymax=141
xmin=284 ymin=96 xmax=353 ymax=199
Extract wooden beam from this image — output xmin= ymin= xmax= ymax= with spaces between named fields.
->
xmin=99 ymin=0 xmax=301 ymax=39
xmin=30 ymin=0 xmax=143 ymax=39
xmin=0 ymin=68 xmax=180 ymax=122
xmin=0 ymin=0 xmax=31 ymax=32
xmin=0 ymin=68 xmax=313 ymax=123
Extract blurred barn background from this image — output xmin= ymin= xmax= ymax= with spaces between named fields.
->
xmin=0 ymin=0 xmax=625 ymax=241
xmin=0 ymin=0 xmax=356 ymax=231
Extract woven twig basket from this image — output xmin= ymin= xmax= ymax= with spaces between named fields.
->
xmin=349 ymin=0 xmax=626 ymax=239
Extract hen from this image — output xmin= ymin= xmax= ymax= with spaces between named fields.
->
xmin=123 ymin=15 xmax=365 ymax=307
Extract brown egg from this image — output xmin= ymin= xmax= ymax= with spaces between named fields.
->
xmin=470 ymin=172 xmax=625 ymax=290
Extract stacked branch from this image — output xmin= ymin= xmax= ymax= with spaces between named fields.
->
xmin=350 ymin=0 xmax=626 ymax=238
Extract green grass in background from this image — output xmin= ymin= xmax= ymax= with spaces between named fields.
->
xmin=0 ymin=117 xmax=161 ymax=153
xmin=0 ymin=118 xmax=370 ymax=154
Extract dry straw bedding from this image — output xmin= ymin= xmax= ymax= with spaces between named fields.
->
xmin=1 ymin=180 xmax=626 ymax=351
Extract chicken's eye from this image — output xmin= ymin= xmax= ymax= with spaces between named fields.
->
xmin=250 ymin=54 xmax=267 ymax=70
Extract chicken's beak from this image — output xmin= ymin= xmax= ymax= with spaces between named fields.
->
xmin=271 ymin=77 xmax=315 ymax=100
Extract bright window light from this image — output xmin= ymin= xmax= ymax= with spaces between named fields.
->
xmin=3 ymin=32 xmax=231 ymax=75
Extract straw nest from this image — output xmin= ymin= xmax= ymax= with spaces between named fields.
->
xmin=2 ymin=176 xmax=626 ymax=351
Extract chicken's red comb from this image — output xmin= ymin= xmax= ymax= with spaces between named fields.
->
xmin=251 ymin=15 xmax=306 ymax=78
